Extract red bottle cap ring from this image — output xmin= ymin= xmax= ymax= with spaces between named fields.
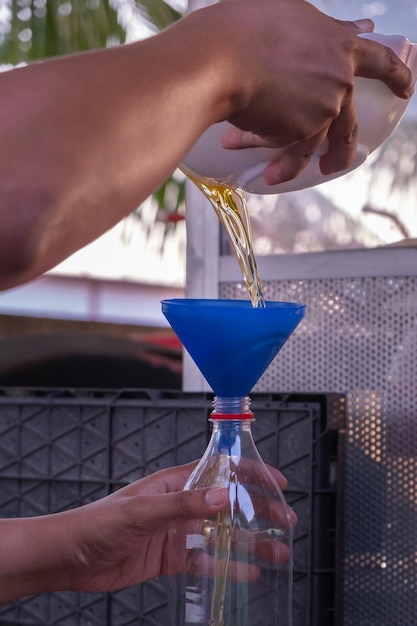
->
xmin=210 ymin=412 xmax=254 ymax=420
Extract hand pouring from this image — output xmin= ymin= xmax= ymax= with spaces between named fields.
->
xmin=182 ymin=33 xmax=417 ymax=194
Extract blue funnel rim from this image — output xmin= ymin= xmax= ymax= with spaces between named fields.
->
xmin=161 ymin=298 xmax=305 ymax=312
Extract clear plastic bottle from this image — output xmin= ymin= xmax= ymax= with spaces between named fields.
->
xmin=168 ymin=396 xmax=293 ymax=626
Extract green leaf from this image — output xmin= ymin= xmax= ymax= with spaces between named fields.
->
xmin=0 ymin=1 xmax=127 ymax=63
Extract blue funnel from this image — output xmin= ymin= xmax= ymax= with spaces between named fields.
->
xmin=161 ymin=299 xmax=305 ymax=397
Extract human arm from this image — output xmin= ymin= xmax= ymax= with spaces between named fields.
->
xmin=0 ymin=461 xmax=291 ymax=603
xmin=0 ymin=0 xmax=412 ymax=290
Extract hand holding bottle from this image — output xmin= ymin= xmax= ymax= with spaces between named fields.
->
xmin=0 ymin=461 xmax=290 ymax=604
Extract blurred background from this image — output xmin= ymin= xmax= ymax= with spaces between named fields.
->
xmin=0 ymin=0 xmax=416 ymax=388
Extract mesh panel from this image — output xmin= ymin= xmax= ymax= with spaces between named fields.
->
xmin=220 ymin=276 xmax=417 ymax=626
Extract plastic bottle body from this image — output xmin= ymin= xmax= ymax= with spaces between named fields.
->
xmin=168 ymin=397 xmax=293 ymax=626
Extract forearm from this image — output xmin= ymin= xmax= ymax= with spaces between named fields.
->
xmin=0 ymin=515 xmax=72 ymax=603
xmin=0 ymin=8 xmax=233 ymax=290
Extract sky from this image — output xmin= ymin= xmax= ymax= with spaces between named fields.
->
xmin=314 ymin=0 xmax=417 ymax=40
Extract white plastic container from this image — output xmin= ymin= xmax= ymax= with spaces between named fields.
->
xmin=182 ymin=33 xmax=417 ymax=194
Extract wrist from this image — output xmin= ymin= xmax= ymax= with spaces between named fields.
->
xmin=166 ymin=6 xmax=247 ymax=127
xmin=188 ymin=3 xmax=262 ymax=123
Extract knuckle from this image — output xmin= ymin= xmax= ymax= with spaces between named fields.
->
xmin=173 ymin=489 xmax=193 ymax=517
xmin=323 ymin=80 xmax=350 ymax=120
xmin=323 ymin=98 xmax=342 ymax=124
xmin=294 ymin=118 xmax=325 ymax=143
xmin=346 ymin=122 xmax=359 ymax=143
xmin=294 ymin=128 xmax=310 ymax=143
xmin=173 ymin=490 xmax=187 ymax=512
xmin=345 ymin=77 xmax=355 ymax=97
xmin=302 ymin=151 xmax=314 ymax=162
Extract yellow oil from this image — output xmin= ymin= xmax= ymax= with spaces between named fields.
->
xmin=210 ymin=507 xmax=232 ymax=626
xmin=182 ymin=170 xmax=264 ymax=626
xmin=202 ymin=459 xmax=235 ymax=626
xmin=182 ymin=169 xmax=265 ymax=309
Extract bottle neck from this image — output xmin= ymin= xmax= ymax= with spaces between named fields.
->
xmin=211 ymin=396 xmax=253 ymax=421
xmin=208 ymin=396 xmax=255 ymax=457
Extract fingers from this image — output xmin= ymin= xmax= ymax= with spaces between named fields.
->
xmin=262 ymin=128 xmax=328 ymax=186
xmin=254 ymin=461 xmax=289 ymax=492
xmin=233 ymin=455 xmax=290 ymax=492
xmin=355 ymin=37 xmax=414 ymax=99
xmin=175 ymin=521 xmax=291 ymax=580
xmin=184 ymin=547 xmax=262 ymax=581
xmin=222 ymin=101 xmax=358 ymax=183
xmin=263 ymin=106 xmax=359 ymax=184
xmin=119 ymin=461 xmax=198 ymax=498
xmin=223 ymin=106 xmax=359 ymax=185
xmin=247 ymin=487 xmax=297 ymax=528
xmin=337 ymin=18 xmax=374 ymax=34
xmin=221 ymin=127 xmax=279 ymax=150
xmin=128 ymin=487 xmax=229 ymax=532
xmin=266 ymin=464 xmax=288 ymax=491
xmin=320 ymin=99 xmax=359 ymax=175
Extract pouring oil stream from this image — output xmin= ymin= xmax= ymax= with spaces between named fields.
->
xmin=182 ymin=168 xmax=266 ymax=309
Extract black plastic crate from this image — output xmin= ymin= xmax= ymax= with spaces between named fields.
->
xmin=0 ymin=388 xmax=345 ymax=626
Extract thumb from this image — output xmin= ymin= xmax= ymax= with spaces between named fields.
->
xmin=337 ymin=18 xmax=374 ymax=34
xmin=221 ymin=127 xmax=282 ymax=150
xmin=131 ymin=488 xmax=228 ymax=531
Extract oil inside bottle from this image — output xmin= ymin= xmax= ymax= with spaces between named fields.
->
xmin=182 ymin=169 xmax=265 ymax=309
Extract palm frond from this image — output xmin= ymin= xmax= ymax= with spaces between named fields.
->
xmin=0 ymin=0 xmax=186 ymax=245
xmin=133 ymin=0 xmax=182 ymax=33
xmin=0 ymin=0 xmax=127 ymax=63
